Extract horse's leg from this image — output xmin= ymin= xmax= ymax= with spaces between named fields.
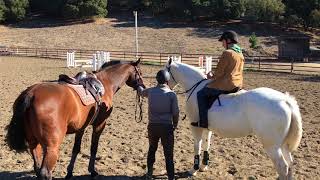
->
xmin=26 ymin=127 xmax=43 ymax=178
xmin=39 ymin=130 xmax=64 ymax=180
xmin=200 ymin=130 xmax=212 ymax=172
xmin=39 ymin=144 xmax=60 ymax=180
xmin=30 ymin=143 xmax=43 ymax=178
xmin=65 ymin=130 xmax=85 ymax=179
xmin=189 ymin=126 xmax=203 ymax=176
xmin=88 ymin=121 xmax=106 ymax=178
xmin=281 ymin=145 xmax=294 ymax=180
xmin=265 ymin=146 xmax=289 ymax=180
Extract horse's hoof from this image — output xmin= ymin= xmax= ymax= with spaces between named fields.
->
xmin=199 ymin=165 xmax=208 ymax=172
xmin=90 ymin=170 xmax=99 ymax=179
xmin=188 ymin=169 xmax=198 ymax=176
xmin=65 ymin=172 xmax=73 ymax=179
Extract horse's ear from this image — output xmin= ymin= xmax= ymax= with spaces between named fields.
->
xmin=168 ymin=57 xmax=172 ymax=65
xmin=132 ymin=58 xmax=141 ymax=66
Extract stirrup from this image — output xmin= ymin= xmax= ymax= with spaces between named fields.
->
xmin=191 ymin=121 xmax=207 ymax=128
xmin=191 ymin=122 xmax=199 ymax=127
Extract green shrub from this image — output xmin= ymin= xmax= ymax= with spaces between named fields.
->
xmin=63 ymin=0 xmax=107 ymax=19
xmin=0 ymin=0 xmax=6 ymax=22
xmin=245 ymin=0 xmax=285 ymax=22
xmin=249 ymin=32 xmax=258 ymax=49
xmin=4 ymin=0 xmax=29 ymax=21
xmin=62 ymin=4 xmax=79 ymax=19
xmin=310 ymin=9 xmax=320 ymax=27
xmin=79 ymin=0 xmax=107 ymax=18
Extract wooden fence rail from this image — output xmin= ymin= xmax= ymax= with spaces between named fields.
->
xmin=0 ymin=46 xmax=319 ymax=74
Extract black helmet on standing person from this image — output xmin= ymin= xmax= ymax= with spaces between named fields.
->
xmin=219 ymin=30 xmax=239 ymax=44
xmin=156 ymin=70 xmax=170 ymax=84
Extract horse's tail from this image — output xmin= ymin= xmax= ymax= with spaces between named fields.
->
xmin=5 ymin=87 xmax=34 ymax=153
xmin=283 ymin=93 xmax=303 ymax=152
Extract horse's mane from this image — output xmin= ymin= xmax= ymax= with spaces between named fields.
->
xmin=100 ymin=60 xmax=123 ymax=69
xmin=175 ymin=62 xmax=206 ymax=80
xmin=99 ymin=60 xmax=136 ymax=71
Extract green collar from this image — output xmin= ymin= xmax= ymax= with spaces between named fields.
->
xmin=229 ymin=44 xmax=242 ymax=53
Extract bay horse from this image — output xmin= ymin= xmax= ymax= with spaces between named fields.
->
xmin=164 ymin=59 xmax=302 ymax=180
xmin=6 ymin=59 xmax=145 ymax=180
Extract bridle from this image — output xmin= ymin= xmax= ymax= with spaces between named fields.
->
xmin=134 ymin=66 xmax=144 ymax=88
xmin=166 ymin=65 xmax=206 ymax=101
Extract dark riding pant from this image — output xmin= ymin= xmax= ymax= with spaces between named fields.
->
xmin=147 ymin=123 xmax=174 ymax=180
xmin=197 ymin=87 xmax=225 ymax=128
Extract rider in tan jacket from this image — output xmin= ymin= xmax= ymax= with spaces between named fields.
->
xmin=192 ymin=30 xmax=245 ymax=128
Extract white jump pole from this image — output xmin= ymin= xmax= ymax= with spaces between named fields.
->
xmin=93 ymin=54 xmax=97 ymax=71
xmin=67 ymin=52 xmax=75 ymax=68
xmin=198 ymin=56 xmax=204 ymax=68
xmin=106 ymin=52 xmax=110 ymax=62
xmin=72 ymin=52 xmax=75 ymax=67
xmin=96 ymin=51 xmax=102 ymax=70
xmin=168 ymin=55 xmax=181 ymax=63
xmin=205 ymin=56 xmax=212 ymax=74
xmin=174 ymin=56 xmax=181 ymax=63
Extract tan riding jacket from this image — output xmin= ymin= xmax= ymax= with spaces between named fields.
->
xmin=207 ymin=49 xmax=244 ymax=91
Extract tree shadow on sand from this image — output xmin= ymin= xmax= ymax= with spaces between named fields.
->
xmin=294 ymin=75 xmax=320 ymax=82
xmin=0 ymin=170 xmax=192 ymax=180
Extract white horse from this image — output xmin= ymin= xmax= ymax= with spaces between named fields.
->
xmin=164 ymin=59 xmax=302 ymax=180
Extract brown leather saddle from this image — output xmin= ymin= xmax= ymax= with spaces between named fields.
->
xmin=58 ymin=71 xmax=105 ymax=130
xmin=58 ymin=71 xmax=104 ymax=104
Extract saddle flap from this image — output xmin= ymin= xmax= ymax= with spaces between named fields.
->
xmin=67 ymin=84 xmax=96 ymax=106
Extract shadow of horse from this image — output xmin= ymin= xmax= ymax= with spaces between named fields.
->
xmin=0 ymin=171 xmax=141 ymax=180
xmin=0 ymin=171 xmax=35 ymax=180
xmin=151 ymin=171 xmax=192 ymax=180
xmin=0 ymin=170 xmax=192 ymax=180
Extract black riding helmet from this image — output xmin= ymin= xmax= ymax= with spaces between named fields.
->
xmin=219 ymin=30 xmax=239 ymax=44
xmin=156 ymin=70 xmax=170 ymax=84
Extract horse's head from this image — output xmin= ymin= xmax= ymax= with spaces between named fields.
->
xmin=126 ymin=58 xmax=145 ymax=90
xmin=96 ymin=59 xmax=145 ymax=93
xmin=165 ymin=57 xmax=179 ymax=89
xmin=164 ymin=57 xmax=206 ymax=91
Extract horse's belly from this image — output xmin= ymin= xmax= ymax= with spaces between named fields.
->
xmin=208 ymin=107 xmax=251 ymax=138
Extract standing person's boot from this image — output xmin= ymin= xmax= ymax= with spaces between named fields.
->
xmin=145 ymin=165 xmax=153 ymax=180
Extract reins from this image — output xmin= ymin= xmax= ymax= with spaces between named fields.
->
xmin=133 ymin=65 xmax=144 ymax=123
xmin=166 ymin=64 xmax=207 ymax=121
xmin=167 ymin=65 xmax=207 ymax=101
xmin=135 ymin=91 xmax=144 ymax=123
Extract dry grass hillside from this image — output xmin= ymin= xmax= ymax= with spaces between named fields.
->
xmin=0 ymin=13 xmax=305 ymax=56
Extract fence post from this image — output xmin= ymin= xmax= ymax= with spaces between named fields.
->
xmin=123 ymin=52 xmax=126 ymax=61
xmin=79 ymin=50 xmax=82 ymax=60
xmin=180 ymin=53 xmax=183 ymax=63
xmin=291 ymin=58 xmax=294 ymax=73
xmin=46 ymin=48 xmax=48 ymax=58
xmin=258 ymin=57 xmax=261 ymax=70
xmin=160 ymin=53 xmax=162 ymax=65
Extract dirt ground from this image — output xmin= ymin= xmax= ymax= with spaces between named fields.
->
xmin=0 ymin=57 xmax=319 ymax=180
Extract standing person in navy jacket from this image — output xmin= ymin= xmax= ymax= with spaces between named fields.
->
xmin=137 ymin=70 xmax=180 ymax=180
